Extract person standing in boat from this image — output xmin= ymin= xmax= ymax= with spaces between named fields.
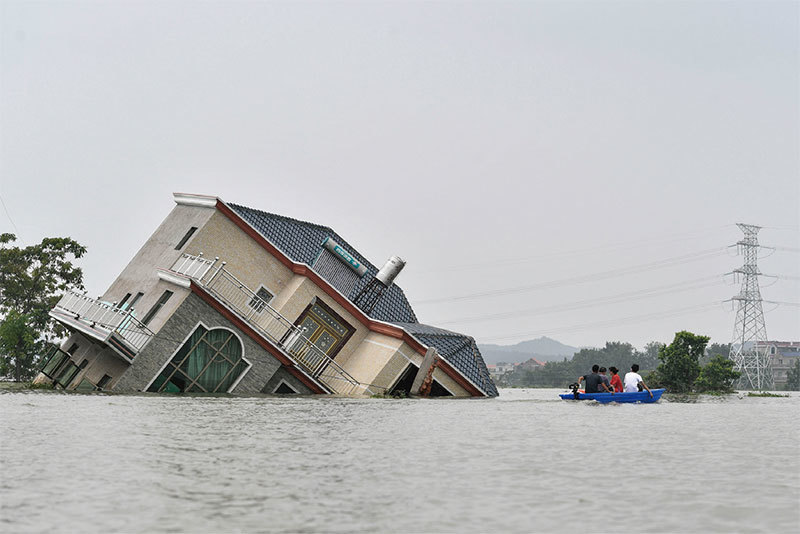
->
xmin=577 ymin=365 xmax=604 ymax=393
xmin=624 ymin=364 xmax=653 ymax=397
xmin=608 ymin=366 xmax=624 ymax=393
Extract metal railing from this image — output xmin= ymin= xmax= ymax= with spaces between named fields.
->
xmin=52 ymin=291 xmax=154 ymax=354
xmin=178 ymin=255 xmax=367 ymax=395
xmin=170 ymin=252 xmax=216 ymax=281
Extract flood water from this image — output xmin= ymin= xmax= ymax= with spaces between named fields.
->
xmin=1 ymin=388 xmax=798 ymax=533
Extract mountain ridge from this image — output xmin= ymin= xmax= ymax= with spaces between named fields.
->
xmin=478 ymin=336 xmax=579 ymax=365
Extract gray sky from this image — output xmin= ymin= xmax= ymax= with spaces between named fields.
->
xmin=2 ymin=0 xmax=798 ymax=349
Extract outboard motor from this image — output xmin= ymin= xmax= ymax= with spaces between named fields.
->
xmin=568 ymin=382 xmax=580 ymax=400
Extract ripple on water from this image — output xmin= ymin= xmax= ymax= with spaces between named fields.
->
xmin=0 ymin=389 xmax=798 ymax=533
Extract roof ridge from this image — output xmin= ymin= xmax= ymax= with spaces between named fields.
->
xmin=230 ymin=203 xmax=335 ymax=234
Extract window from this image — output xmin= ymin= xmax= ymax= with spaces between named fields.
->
xmin=67 ymin=343 xmax=79 ymax=355
xmin=175 ymin=227 xmax=198 ymax=250
xmin=248 ymin=287 xmax=274 ymax=313
xmin=141 ymin=290 xmax=174 ymax=326
xmin=273 ymin=380 xmax=299 ymax=394
xmin=779 ymin=359 xmax=783 ymax=365
xmin=129 ymin=292 xmax=144 ymax=312
xmin=117 ymin=293 xmax=132 ymax=309
xmin=97 ymin=375 xmax=112 ymax=390
xmin=79 ymin=359 xmax=89 ymax=369
xmin=147 ymin=325 xmax=249 ymax=394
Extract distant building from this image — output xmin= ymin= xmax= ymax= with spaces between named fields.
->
xmin=519 ymin=358 xmax=545 ymax=370
xmin=495 ymin=362 xmax=518 ymax=374
xmin=36 ymin=193 xmax=497 ymax=398
xmin=760 ymin=341 xmax=800 ymax=389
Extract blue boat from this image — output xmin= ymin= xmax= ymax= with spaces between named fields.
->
xmin=559 ymin=388 xmax=665 ymax=404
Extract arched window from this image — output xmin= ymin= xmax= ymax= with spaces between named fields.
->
xmin=148 ymin=325 xmax=248 ymax=393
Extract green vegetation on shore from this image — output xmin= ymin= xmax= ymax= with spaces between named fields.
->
xmin=0 ymin=233 xmax=86 ymax=382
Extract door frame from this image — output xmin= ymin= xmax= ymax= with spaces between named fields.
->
xmin=293 ymin=297 xmax=356 ymax=360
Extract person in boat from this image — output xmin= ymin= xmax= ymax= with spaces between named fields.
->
xmin=598 ymin=367 xmax=613 ymax=393
xmin=608 ymin=366 xmax=624 ymax=393
xmin=577 ymin=364 xmax=608 ymax=394
xmin=624 ymin=364 xmax=653 ymax=397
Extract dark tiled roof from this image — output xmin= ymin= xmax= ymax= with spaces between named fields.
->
xmin=227 ymin=201 xmax=498 ymax=397
xmin=229 ymin=203 xmax=417 ymax=323
xmin=392 ymin=322 xmax=499 ymax=397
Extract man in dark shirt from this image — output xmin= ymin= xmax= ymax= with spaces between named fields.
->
xmin=577 ymin=365 xmax=603 ymax=393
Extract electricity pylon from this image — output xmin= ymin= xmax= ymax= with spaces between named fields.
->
xmin=729 ymin=223 xmax=773 ymax=390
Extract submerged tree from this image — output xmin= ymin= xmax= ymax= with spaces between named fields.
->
xmin=651 ymin=331 xmax=709 ymax=393
xmin=0 ymin=233 xmax=86 ymax=381
xmin=695 ymin=355 xmax=740 ymax=393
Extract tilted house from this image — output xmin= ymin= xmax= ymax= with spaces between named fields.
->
xmin=38 ymin=193 xmax=498 ymax=398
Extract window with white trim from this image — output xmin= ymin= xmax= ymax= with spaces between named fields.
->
xmin=248 ymin=286 xmax=274 ymax=313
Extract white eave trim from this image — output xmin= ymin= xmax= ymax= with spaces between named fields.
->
xmin=157 ymin=269 xmax=191 ymax=288
xmin=174 ymin=193 xmax=218 ymax=208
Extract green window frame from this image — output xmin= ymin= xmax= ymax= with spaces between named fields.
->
xmin=147 ymin=325 xmax=249 ymax=394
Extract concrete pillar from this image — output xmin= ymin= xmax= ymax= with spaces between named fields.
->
xmin=411 ymin=347 xmax=440 ymax=397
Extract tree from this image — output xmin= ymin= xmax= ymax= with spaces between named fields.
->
xmin=0 ymin=310 xmax=38 ymax=381
xmin=0 ymin=233 xmax=86 ymax=381
xmin=786 ymin=360 xmax=800 ymax=391
xmin=695 ymin=355 xmax=740 ymax=393
xmin=639 ymin=341 xmax=664 ymax=370
xmin=651 ymin=331 xmax=709 ymax=393
xmin=703 ymin=342 xmax=731 ymax=366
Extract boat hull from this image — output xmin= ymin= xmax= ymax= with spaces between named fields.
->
xmin=559 ymin=389 xmax=665 ymax=404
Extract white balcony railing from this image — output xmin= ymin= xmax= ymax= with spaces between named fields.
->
xmin=170 ymin=253 xmax=216 ymax=281
xmin=52 ymin=291 xmax=154 ymax=355
xmin=172 ymin=253 xmax=368 ymax=395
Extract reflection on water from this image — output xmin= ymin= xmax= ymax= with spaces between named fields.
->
xmin=1 ymin=388 xmax=798 ymax=533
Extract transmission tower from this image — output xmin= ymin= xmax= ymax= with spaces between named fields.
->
xmin=729 ymin=223 xmax=773 ymax=390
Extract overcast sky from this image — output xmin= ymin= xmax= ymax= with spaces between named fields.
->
xmin=2 ymin=1 xmax=798 ymax=349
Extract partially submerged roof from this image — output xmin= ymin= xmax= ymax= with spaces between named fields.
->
xmin=227 ymin=201 xmax=498 ymax=397
xmin=393 ymin=322 xmax=499 ymax=397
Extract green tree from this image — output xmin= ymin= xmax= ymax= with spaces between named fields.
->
xmin=695 ymin=355 xmax=740 ymax=393
xmin=639 ymin=341 xmax=664 ymax=370
xmin=651 ymin=331 xmax=709 ymax=393
xmin=703 ymin=342 xmax=731 ymax=366
xmin=786 ymin=360 xmax=800 ymax=391
xmin=0 ymin=233 xmax=86 ymax=381
xmin=0 ymin=310 xmax=38 ymax=381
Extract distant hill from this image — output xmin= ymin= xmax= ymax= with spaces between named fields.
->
xmin=478 ymin=337 xmax=579 ymax=365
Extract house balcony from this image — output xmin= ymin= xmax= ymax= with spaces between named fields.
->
xmin=49 ymin=291 xmax=154 ymax=363
xmin=165 ymin=253 xmax=369 ymax=395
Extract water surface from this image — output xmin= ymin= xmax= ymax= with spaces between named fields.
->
xmin=1 ymin=388 xmax=798 ymax=533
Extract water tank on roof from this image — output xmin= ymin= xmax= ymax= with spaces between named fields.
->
xmin=375 ymin=256 xmax=406 ymax=287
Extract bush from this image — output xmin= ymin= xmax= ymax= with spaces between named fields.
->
xmin=695 ymin=355 xmax=740 ymax=393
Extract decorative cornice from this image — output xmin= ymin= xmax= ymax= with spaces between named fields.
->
xmin=156 ymin=269 xmax=191 ymax=288
xmin=173 ymin=193 xmax=218 ymax=208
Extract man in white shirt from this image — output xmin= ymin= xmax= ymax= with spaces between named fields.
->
xmin=624 ymin=364 xmax=653 ymax=397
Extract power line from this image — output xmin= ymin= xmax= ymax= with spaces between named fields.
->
xmin=0 ymin=194 xmax=25 ymax=245
xmin=412 ymin=247 xmax=728 ymax=305
xmin=477 ymin=301 xmax=722 ymax=343
xmin=414 ymin=225 xmax=733 ymax=275
xmin=431 ymin=275 xmax=725 ymax=325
